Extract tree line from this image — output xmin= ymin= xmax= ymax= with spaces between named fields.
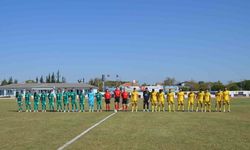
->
xmin=88 ymin=78 xmax=128 ymax=91
xmin=35 ymin=70 xmax=66 ymax=84
xmin=1 ymin=70 xmax=67 ymax=85
xmin=88 ymin=77 xmax=250 ymax=91
xmin=0 ymin=77 xmax=18 ymax=86
xmin=1 ymin=74 xmax=250 ymax=91
xmin=163 ymin=77 xmax=250 ymax=91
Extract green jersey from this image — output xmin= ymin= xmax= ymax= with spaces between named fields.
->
xmin=17 ymin=94 xmax=23 ymax=102
xmin=70 ymin=92 xmax=77 ymax=102
xmin=41 ymin=93 xmax=47 ymax=103
xmin=63 ymin=92 xmax=69 ymax=102
xmin=34 ymin=94 xmax=40 ymax=103
xmin=56 ymin=93 xmax=63 ymax=102
xmin=48 ymin=94 xmax=54 ymax=103
xmin=25 ymin=93 xmax=31 ymax=103
xmin=79 ymin=93 xmax=85 ymax=103
xmin=96 ymin=92 xmax=102 ymax=102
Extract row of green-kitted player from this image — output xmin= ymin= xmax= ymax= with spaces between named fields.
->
xmin=15 ymin=87 xmax=231 ymax=113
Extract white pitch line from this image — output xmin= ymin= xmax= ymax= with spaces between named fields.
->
xmin=57 ymin=103 xmax=130 ymax=150
xmin=57 ymin=112 xmax=117 ymax=150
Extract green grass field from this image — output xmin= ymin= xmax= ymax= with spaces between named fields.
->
xmin=0 ymin=98 xmax=250 ymax=150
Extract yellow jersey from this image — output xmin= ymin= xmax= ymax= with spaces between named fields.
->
xmin=188 ymin=92 xmax=195 ymax=102
xmin=177 ymin=92 xmax=185 ymax=101
xmin=197 ymin=92 xmax=205 ymax=101
xmin=223 ymin=90 xmax=230 ymax=101
xmin=158 ymin=92 xmax=165 ymax=102
xmin=167 ymin=92 xmax=175 ymax=102
xmin=216 ymin=91 xmax=223 ymax=101
xmin=204 ymin=92 xmax=211 ymax=102
xmin=131 ymin=91 xmax=139 ymax=101
xmin=151 ymin=92 xmax=158 ymax=102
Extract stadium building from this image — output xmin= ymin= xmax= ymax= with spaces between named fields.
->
xmin=0 ymin=83 xmax=96 ymax=97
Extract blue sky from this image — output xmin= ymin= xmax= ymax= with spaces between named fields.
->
xmin=0 ymin=0 xmax=250 ymax=84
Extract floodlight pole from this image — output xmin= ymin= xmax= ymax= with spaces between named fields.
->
xmin=103 ymin=81 xmax=105 ymax=92
xmin=102 ymin=74 xmax=105 ymax=92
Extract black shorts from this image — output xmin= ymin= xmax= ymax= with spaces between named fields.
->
xmin=115 ymin=97 xmax=120 ymax=103
xmin=122 ymin=99 xmax=128 ymax=104
xmin=105 ymin=99 xmax=110 ymax=104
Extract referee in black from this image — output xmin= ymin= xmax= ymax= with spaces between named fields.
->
xmin=143 ymin=88 xmax=150 ymax=112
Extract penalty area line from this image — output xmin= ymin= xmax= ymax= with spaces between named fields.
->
xmin=57 ymin=112 xmax=117 ymax=150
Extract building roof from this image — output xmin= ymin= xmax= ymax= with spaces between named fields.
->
xmin=121 ymin=82 xmax=139 ymax=87
xmin=0 ymin=83 xmax=96 ymax=90
xmin=121 ymin=82 xmax=133 ymax=87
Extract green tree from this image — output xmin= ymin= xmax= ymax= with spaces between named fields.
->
xmin=51 ymin=72 xmax=56 ymax=83
xmin=48 ymin=74 xmax=51 ymax=83
xmin=243 ymin=80 xmax=250 ymax=90
xmin=89 ymin=78 xmax=102 ymax=89
xmin=40 ymin=76 xmax=44 ymax=83
xmin=226 ymin=83 xmax=240 ymax=91
xmin=141 ymin=83 xmax=150 ymax=86
xmin=25 ymin=80 xmax=35 ymax=83
xmin=56 ymin=70 xmax=60 ymax=83
xmin=238 ymin=80 xmax=250 ymax=90
xmin=88 ymin=79 xmax=94 ymax=85
xmin=8 ymin=77 xmax=13 ymax=84
xmin=211 ymin=81 xmax=225 ymax=91
xmin=198 ymin=81 xmax=209 ymax=90
xmin=46 ymin=74 xmax=51 ymax=83
xmin=163 ymin=77 xmax=176 ymax=86
xmin=185 ymin=80 xmax=200 ymax=91
xmin=14 ymin=79 xmax=18 ymax=84
xmin=182 ymin=86 xmax=190 ymax=91
xmin=1 ymin=79 xmax=8 ymax=86
xmin=62 ymin=76 xmax=66 ymax=83
xmin=88 ymin=78 xmax=103 ymax=90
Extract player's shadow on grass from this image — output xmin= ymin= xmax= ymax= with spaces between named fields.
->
xmin=8 ymin=110 xmax=20 ymax=112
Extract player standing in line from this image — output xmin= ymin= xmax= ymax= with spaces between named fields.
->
xmin=167 ymin=89 xmax=175 ymax=112
xmin=187 ymin=91 xmax=196 ymax=112
xmin=88 ymin=88 xmax=95 ymax=112
xmin=204 ymin=89 xmax=211 ymax=112
xmin=121 ymin=88 xmax=129 ymax=111
xmin=131 ymin=88 xmax=139 ymax=112
xmin=41 ymin=91 xmax=47 ymax=112
xmin=114 ymin=87 xmax=121 ymax=111
xmin=48 ymin=90 xmax=55 ymax=112
xmin=16 ymin=92 xmax=23 ymax=112
xmin=56 ymin=89 xmax=63 ymax=112
xmin=151 ymin=89 xmax=158 ymax=112
xmin=70 ymin=89 xmax=78 ymax=112
xmin=33 ymin=92 xmax=40 ymax=112
xmin=177 ymin=89 xmax=185 ymax=112
xmin=223 ymin=88 xmax=231 ymax=112
xmin=79 ymin=90 xmax=85 ymax=112
xmin=143 ymin=88 xmax=150 ymax=112
xmin=96 ymin=90 xmax=103 ymax=112
xmin=196 ymin=89 xmax=205 ymax=112
xmin=104 ymin=89 xmax=111 ymax=111
xmin=157 ymin=89 xmax=165 ymax=112
xmin=215 ymin=89 xmax=223 ymax=112
xmin=25 ymin=91 xmax=32 ymax=112
xmin=63 ymin=89 xmax=70 ymax=112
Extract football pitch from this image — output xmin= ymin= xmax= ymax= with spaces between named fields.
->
xmin=0 ymin=98 xmax=250 ymax=150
